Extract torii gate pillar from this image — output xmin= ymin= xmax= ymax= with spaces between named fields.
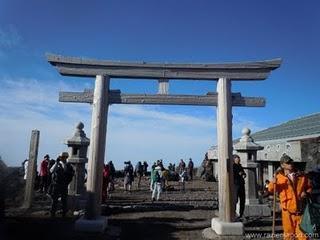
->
xmin=75 ymin=75 xmax=109 ymax=232
xmin=210 ymin=78 xmax=244 ymax=237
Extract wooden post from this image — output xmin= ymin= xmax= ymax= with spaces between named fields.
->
xmin=23 ymin=130 xmax=40 ymax=209
xmin=216 ymin=78 xmax=234 ymax=222
xmin=86 ymin=75 xmax=109 ymax=219
xmin=158 ymin=79 xmax=169 ymax=95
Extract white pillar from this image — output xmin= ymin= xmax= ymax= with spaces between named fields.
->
xmin=86 ymin=75 xmax=109 ymax=218
xmin=216 ymin=78 xmax=234 ymax=222
xmin=209 ymin=78 xmax=243 ymax=237
xmin=158 ymin=79 xmax=169 ymax=94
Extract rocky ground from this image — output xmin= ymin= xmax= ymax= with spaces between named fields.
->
xmin=1 ymin=174 xmax=283 ymax=240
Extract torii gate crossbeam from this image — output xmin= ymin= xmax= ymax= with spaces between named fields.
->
xmin=59 ymin=90 xmax=266 ymax=107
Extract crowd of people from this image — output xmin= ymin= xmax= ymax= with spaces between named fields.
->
xmin=22 ymin=152 xmax=75 ymax=217
xmin=22 ymin=155 xmax=196 ymax=215
xmin=149 ymin=158 xmax=194 ymax=201
xmin=21 ymin=152 xmax=320 ymax=239
xmin=99 ymin=158 xmax=195 ymax=202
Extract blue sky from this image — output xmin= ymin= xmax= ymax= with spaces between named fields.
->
xmin=0 ymin=0 xmax=319 ymax=169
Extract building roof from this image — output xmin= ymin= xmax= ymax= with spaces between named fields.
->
xmin=251 ymin=113 xmax=320 ymax=141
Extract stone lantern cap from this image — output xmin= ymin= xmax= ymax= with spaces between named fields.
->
xmin=234 ymin=128 xmax=264 ymax=151
xmin=66 ymin=122 xmax=90 ymax=146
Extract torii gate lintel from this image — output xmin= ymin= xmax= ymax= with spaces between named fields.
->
xmin=58 ymin=90 xmax=266 ymax=107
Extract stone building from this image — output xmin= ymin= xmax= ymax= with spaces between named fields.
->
xmin=208 ymin=112 xmax=320 ymax=185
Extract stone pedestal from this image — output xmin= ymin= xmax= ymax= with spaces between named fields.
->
xmin=202 ymin=218 xmax=244 ymax=240
xmin=212 ymin=218 xmax=243 ymax=235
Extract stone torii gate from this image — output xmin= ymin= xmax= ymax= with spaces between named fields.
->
xmin=47 ymin=54 xmax=281 ymax=236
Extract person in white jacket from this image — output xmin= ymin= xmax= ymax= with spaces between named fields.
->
xmin=152 ymin=166 xmax=163 ymax=201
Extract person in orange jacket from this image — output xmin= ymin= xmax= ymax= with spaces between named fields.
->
xmin=268 ymin=154 xmax=312 ymax=240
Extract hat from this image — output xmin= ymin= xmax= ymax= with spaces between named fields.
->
xmin=233 ymin=154 xmax=240 ymax=159
xmin=44 ymin=154 xmax=50 ymax=159
xmin=59 ymin=152 xmax=69 ymax=158
xmin=280 ymin=154 xmax=293 ymax=164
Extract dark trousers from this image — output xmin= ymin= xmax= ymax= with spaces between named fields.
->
xmin=102 ymin=178 xmax=109 ymax=203
xmin=39 ymin=175 xmax=49 ymax=193
xmin=50 ymin=184 xmax=68 ymax=217
xmin=234 ymin=184 xmax=245 ymax=217
xmin=137 ymin=174 xmax=142 ymax=188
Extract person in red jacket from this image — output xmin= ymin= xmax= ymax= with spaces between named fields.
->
xmin=102 ymin=163 xmax=110 ymax=203
xmin=39 ymin=154 xmax=50 ymax=193
xmin=268 ymin=154 xmax=312 ymax=240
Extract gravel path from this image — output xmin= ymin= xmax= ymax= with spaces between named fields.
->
xmin=2 ymin=176 xmax=283 ymax=240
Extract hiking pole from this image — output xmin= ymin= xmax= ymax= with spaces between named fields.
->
xmin=272 ymin=177 xmax=277 ymax=240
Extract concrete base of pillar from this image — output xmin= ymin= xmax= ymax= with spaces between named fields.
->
xmin=202 ymin=227 xmax=244 ymax=240
xmin=211 ymin=218 xmax=243 ymax=236
xmin=74 ymin=216 xmax=108 ymax=233
xmin=244 ymin=204 xmax=271 ymax=217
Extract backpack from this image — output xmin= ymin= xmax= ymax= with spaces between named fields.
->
xmin=65 ymin=163 xmax=75 ymax=184
xmin=154 ymin=170 xmax=161 ymax=183
xmin=300 ymin=200 xmax=320 ymax=237
xmin=52 ymin=163 xmax=74 ymax=185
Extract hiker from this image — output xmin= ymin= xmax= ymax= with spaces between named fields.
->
xmin=233 ymin=154 xmax=246 ymax=219
xmin=108 ymin=161 xmax=115 ymax=191
xmin=135 ymin=161 xmax=144 ymax=189
xmin=179 ymin=168 xmax=188 ymax=191
xmin=188 ymin=158 xmax=194 ymax=180
xmin=47 ymin=158 xmax=56 ymax=195
xmin=123 ymin=161 xmax=134 ymax=191
xmin=102 ymin=163 xmax=110 ymax=203
xmin=268 ymin=154 xmax=312 ymax=240
xmin=162 ymin=168 xmax=170 ymax=191
xmin=50 ymin=152 xmax=74 ymax=217
xmin=178 ymin=159 xmax=186 ymax=173
xmin=152 ymin=165 xmax=163 ymax=201
xmin=263 ymin=179 xmax=270 ymax=197
xmin=39 ymin=154 xmax=50 ymax=193
xmin=150 ymin=162 xmax=157 ymax=191
xmin=143 ymin=161 xmax=148 ymax=176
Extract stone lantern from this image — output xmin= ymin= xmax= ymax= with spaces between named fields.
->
xmin=66 ymin=122 xmax=90 ymax=197
xmin=234 ymin=128 xmax=270 ymax=217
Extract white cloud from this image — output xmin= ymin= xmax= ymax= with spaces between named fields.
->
xmin=111 ymin=105 xmax=214 ymax=128
xmin=106 ymin=105 xmax=216 ymax=168
xmin=0 ymin=77 xmax=91 ymax=167
xmin=232 ymin=111 xmax=266 ymax=138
